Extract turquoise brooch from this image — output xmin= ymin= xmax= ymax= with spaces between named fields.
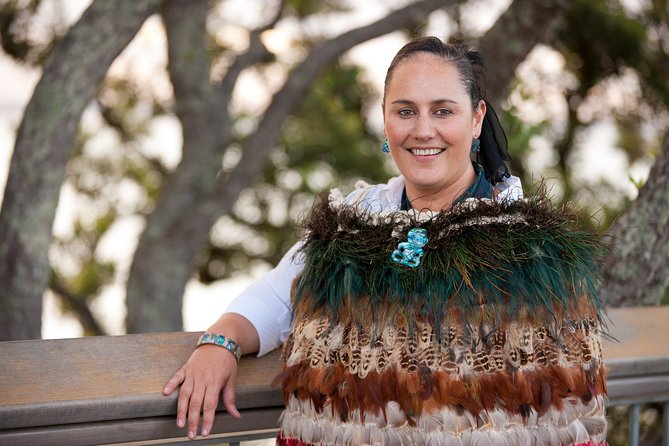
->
xmin=391 ymin=228 xmax=428 ymax=268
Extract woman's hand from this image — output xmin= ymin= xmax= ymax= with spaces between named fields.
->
xmin=163 ymin=344 xmax=240 ymax=439
xmin=163 ymin=313 xmax=260 ymax=439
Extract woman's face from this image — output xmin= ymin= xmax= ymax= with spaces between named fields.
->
xmin=383 ymin=52 xmax=485 ymax=196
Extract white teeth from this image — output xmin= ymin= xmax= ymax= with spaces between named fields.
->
xmin=410 ymin=148 xmax=443 ymax=156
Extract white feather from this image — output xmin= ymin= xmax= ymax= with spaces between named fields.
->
xmin=581 ymin=416 xmax=607 ymax=436
xmin=556 ymin=423 xmax=576 ymax=445
xmin=385 ymin=402 xmax=406 ymax=427
xmin=368 ymin=424 xmax=386 ymax=445
xmin=418 ymin=410 xmax=443 ymax=432
xmin=443 ymin=434 xmax=465 ymax=446
xmin=534 ymin=425 xmax=559 ymax=446
xmin=343 ymin=424 xmax=362 ymax=446
xmin=505 ymin=426 xmax=532 ymax=446
xmin=331 ymin=423 xmax=345 ymax=446
xmin=469 ymin=429 xmax=490 ymax=446
xmin=384 ymin=427 xmax=404 ymax=445
xmin=571 ymin=419 xmax=590 ymax=443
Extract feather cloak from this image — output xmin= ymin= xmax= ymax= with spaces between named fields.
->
xmin=275 ymin=190 xmax=609 ymax=446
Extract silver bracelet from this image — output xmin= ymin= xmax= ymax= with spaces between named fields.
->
xmin=196 ymin=333 xmax=241 ymax=362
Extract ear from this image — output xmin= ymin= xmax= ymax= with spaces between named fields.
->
xmin=473 ymin=100 xmax=486 ymax=137
xmin=381 ymin=101 xmax=387 ymax=137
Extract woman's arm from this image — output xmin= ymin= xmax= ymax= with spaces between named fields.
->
xmin=162 ymin=313 xmax=258 ymax=440
xmin=162 ymin=240 xmax=304 ymax=439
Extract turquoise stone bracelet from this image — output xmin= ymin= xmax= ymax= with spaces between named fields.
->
xmin=196 ymin=333 xmax=241 ymax=362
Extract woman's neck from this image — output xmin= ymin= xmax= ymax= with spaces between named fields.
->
xmin=405 ymin=164 xmax=477 ymax=211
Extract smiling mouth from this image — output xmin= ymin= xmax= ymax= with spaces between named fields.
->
xmin=409 ymin=148 xmax=445 ymax=156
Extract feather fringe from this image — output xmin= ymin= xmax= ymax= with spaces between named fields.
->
xmin=279 ymin=393 xmax=608 ymax=445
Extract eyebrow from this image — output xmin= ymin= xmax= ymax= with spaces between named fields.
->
xmin=391 ymin=98 xmax=458 ymax=105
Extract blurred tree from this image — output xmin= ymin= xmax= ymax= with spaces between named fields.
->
xmin=601 ymin=132 xmax=669 ymax=308
xmin=548 ymin=0 xmax=669 ymax=306
xmin=0 ymin=0 xmax=162 ymax=340
xmin=0 ymin=0 xmax=668 ymax=343
xmin=553 ymin=0 xmax=654 ymax=203
xmin=0 ymin=0 xmax=460 ymax=339
xmin=45 ymin=74 xmax=170 ymax=336
xmin=124 ymin=0 xmax=463 ymax=333
xmin=198 ymin=62 xmax=388 ymax=283
xmin=0 ymin=0 xmax=55 ymax=65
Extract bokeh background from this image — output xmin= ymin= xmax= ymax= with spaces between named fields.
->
xmin=1 ymin=1 xmax=668 ymax=442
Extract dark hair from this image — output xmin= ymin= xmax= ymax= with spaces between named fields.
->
xmin=383 ymin=36 xmax=485 ymax=111
xmin=383 ymin=36 xmax=511 ymax=183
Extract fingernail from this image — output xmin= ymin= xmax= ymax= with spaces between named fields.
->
xmin=201 ymin=428 xmax=209 ymax=436
xmin=188 ymin=431 xmax=195 ymax=439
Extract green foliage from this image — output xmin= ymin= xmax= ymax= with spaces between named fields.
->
xmin=504 ymin=0 xmax=667 ymax=232
xmin=0 ymin=0 xmax=58 ymax=65
xmin=559 ymin=0 xmax=646 ymax=89
xmin=285 ymin=0 xmax=349 ymax=18
xmin=628 ymin=173 xmax=645 ymax=191
xmin=198 ymin=62 xmax=389 ymax=282
xmin=499 ymin=100 xmax=549 ymax=186
xmin=50 ymin=208 xmax=118 ymax=336
xmin=48 ymin=75 xmax=169 ymax=334
xmin=3 ymin=0 xmax=665 ymax=339
xmin=606 ymin=404 xmax=666 ymax=446
xmin=662 ymin=285 xmax=669 ymax=305
xmin=68 ymin=257 xmax=115 ymax=297
xmin=97 ymin=78 xmax=159 ymax=143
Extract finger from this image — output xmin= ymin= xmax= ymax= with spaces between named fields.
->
xmin=187 ymin=384 xmax=206 ymax=439
xmin=199 ymin=385 xmax=221 ymax=437
xmin=176 ymin=375 xmax=194 ymax=429
xmin=163 ymin=368 xmax=186 ymax=395
xmin=222 ymin=373 xmax=241 ymax=419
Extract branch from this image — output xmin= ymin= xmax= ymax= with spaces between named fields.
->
xmin=49 ymin=275 xmax=106 ymax=337
xmin=208 ymin=0 xmax=454 ymax=218
xmin=219 ymin=0 xmax=286 ymax=104
xmin=0 ymin=0 xmax=162 ymax=341
xmin=163 ymin=0 xmax=224 ymax=134
xmin=145 ymin=0 xmax=231 ymax=236
xmin=478 ymin=0 xmax=573 ymax=107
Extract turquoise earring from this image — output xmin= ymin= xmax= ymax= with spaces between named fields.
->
xmin=381 ymin=139 xmax=390 ymax=153
xmin=471 ymin=138 xmax=481 ymax=154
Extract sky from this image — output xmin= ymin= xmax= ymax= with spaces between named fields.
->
xmin=0 ymin=0 xmax=653 ymax=338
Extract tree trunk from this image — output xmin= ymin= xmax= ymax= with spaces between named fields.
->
xmin=0 ymin=0 xmax=161 ymax=341
xmin=478 ymin=0 xmax=572 ymax=108
xmin=125 ymin=0 xmax=458 ymax=333
xmin=600 ymin=132 xmax=669 ymax=307
xmin=126 ymin=0 xmax=229 ymax=333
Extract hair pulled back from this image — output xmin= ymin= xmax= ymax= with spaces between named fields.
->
xmin=384 ymin=36 xmax=485 ymax=111
xmin=383 ymin=36 xmax=511 ymax=183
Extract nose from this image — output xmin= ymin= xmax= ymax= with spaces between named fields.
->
xmin=413 ymin=114 xmax=435 ymax=140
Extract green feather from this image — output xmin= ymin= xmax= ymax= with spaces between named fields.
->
xmin=292 ymin=192 xmax=607 ymax=332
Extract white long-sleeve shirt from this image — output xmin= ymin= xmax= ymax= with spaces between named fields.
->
xmin=224 ymin=174 xmax=524 ymax=356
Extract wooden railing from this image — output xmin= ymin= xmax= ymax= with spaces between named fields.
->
xmin=1 ymin=306 xmax=669 ymax=446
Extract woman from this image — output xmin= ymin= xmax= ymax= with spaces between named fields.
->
xmin=164 ymin=37 xmax=608 ymax=445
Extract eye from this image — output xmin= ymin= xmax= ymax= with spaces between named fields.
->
xmin=398 ymin=108 xmax=415 ymax=117
xmin=435 ymin=108 xmax=452 ymax=117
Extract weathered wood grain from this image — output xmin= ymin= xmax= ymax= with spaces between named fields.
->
xmin=0 ymin=332 xmax=282 ymax=430
xmin=0 ymin=306 xmax=668 ymax=445
xmin=0 ymin=408 xmax=281 ymax=446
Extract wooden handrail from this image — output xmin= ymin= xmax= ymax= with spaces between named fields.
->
xmin=1 ymin=306 xmax=669 ymax=445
